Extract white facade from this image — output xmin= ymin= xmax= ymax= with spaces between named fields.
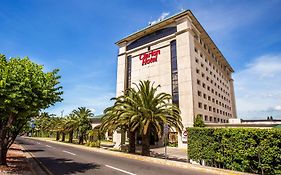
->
xmin=114 ymin=10 xmax=237 ymax=148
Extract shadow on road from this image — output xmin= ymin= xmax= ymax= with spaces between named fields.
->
xmin=23 ymin=149 xmax=45 ymax=153
xmin=29 ymin=157 xmax=101 ymax=175
xmin=15 ymin=139 xmax=35 ymax=145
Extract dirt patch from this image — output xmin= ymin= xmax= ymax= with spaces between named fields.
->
xmin=0 ymin=144 xmax=32 ymax=175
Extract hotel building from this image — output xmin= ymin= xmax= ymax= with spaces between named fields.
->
xmin=114 ymin=10 xmax=237 ymax=147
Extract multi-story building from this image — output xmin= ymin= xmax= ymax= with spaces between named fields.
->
xmin=114 ymin=10 xmax=237 ymax=147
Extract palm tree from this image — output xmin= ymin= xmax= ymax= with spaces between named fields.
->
xmin=101 ymin=103 xmax=136 ymax=153
xmin=64 ymin=113 xmax=77 ymax=143
xmin=72 ymin=107 xmax=93 ymax=144
xmin=101 ymin=80 xmax=183 ymax=156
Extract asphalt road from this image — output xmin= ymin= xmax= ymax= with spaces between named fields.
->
xmin=17 ymin=137 xmax=210 ymax=175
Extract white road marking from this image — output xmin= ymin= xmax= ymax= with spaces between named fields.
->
xmin=46 ymin=145 xmax=52 ymax=148
xmin=62 ymin=150 xmax=76 ymax=156
xmin=105 ymin=165 xmax=136 ymax=175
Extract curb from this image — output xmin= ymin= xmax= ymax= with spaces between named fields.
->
xmin=25 ymin=137 xmax=255 ymax=175
xmin=20 ymin=143 xmax=53 ymax=175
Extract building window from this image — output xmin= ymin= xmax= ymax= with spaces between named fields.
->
xmin=204 ymin=115 xmax=208 ymax=121
xmin=125 ymin=55 xmax=132 ymax=89
xmin=170 ymin=40 xmax=179 ymax=106
xmin=198 ymin=91 xmax=202 ymax=97
xmin=127 ymin=27 xmax=177 ymax=50
xmin=202 ymin=83 xmax=206 ymax=88
xmin=198 ymin=102 xmax=202 ymax=108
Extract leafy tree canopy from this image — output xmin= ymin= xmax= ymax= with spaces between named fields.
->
xmin=0 ymin=54 xmax=63 ymax=165
xmin=193 ymin=114 xmax=205 ymax=127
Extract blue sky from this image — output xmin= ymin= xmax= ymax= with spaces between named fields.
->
xmin=0 ymin=0 xmax=281 ymax=119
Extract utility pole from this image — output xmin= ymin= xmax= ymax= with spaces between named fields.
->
xmin=164 ymin=124 xmax=169 ymax=159
xmin=61 ymin=110 xmax=64 ymax=118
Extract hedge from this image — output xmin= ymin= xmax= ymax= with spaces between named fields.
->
xmin=187 ymin=128 xmax=281 ymax=175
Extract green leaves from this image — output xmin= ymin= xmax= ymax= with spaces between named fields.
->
xmin=193 ymin=114 xmax=205 ymax=127
xmin=100 ymin=80 xmax=183 ymax=155
xmin=187 ymin=128 xmax=281 ymax=174
xmin=0 ymin=54 xmax=63 ymax=164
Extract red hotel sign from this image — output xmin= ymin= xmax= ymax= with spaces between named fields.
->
xmin=139 ymin=50 xmax=160 ymax=66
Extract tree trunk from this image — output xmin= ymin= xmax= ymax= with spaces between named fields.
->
xmin=128 ymin=130 xmax=136 ymax=153
xmin=0 ymin=147 xmax=8 ymax=166
xmin=56 ymin=131 xmax=60 ymax=141
xmin=78 ymin=133 xmax=83 ymax=144
xmin=68 ymin=131 xmax=73 ymax=143
xmin=61 ymin=133 xmax=65 ymax=142
xmin=141 ymin=134 xmax=150 ymax=156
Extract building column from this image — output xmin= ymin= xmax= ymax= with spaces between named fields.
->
xmin=175 ymin=17 xmax=195 ymax=148
xmin=229 ymin=79 xmax=237 ymax=118
xmin=113 ymin=43 xmax=127 ymax=148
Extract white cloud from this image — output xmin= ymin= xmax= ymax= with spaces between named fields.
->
xmin=273 ymin=105 xmax=281 ymax=111
xmin=234 ymin=54 xmax=281 ymax=119
xmin=245 ymin=55 xmax=281 ymax=78
xmin=149 ymin=12 xmax=170 ymax=25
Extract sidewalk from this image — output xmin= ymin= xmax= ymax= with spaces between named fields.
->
xmin=150 ymin=146 xmax=187 ymax=162
xmin=0 ymin=144 xmax=33 ymax=175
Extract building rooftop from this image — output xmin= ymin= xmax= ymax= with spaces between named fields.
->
xmin=116 ymin=10 xmax=234 ymax=72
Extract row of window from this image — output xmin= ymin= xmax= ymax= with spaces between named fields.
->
xmin=197 ymin=90 xmax=231 ymax=111
xmin=125 ymin=56 xmax=132 ymax=89
xmin=203 ymin=115 xmax=228 ymax=123
xmin=170 ymin=40 xmax=179 ymax=106
xmin=193 ymin=36 xmax=230 ymax=77
xmin=195 ymin=58 xmax=230 ymax=90
xmin=196 ymin=68 xmax=231 ymax=99
xmin=198 ymin=102 xmax=232 ymax=117
xmin=196 ymin=78 xmax=231 ymax=104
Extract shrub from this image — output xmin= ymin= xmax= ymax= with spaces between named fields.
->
xmin=187 ymin=128 xmax=281 ymax=175
xmin=87 ymin=141 xmax=100 ymax=148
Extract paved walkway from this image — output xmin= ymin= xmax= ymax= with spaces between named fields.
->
xmin=150 ymin=146 xmax=187 ymax=162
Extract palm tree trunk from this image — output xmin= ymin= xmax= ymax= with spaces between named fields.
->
xmin=128 ymin=130 xmax=136 ymax=153
xmin=56 ymin=131 xmax=60 ymax=141
xmin=141 ymin=134 xmax=150 ymax=156
xmin=61 ymin=133 xmax=65 ymax=142
xmin=69 ymin=130 xmax=73 ymax=143
xmin=78 ymin=132 xmax=83 ymax=144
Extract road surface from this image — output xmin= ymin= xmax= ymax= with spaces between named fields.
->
xmin=17 ymin=137 xmax=211 ymax=175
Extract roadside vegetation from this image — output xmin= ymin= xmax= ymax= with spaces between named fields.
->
xmin=100 ymin=80 xmax=183 ymax=156
xmin=26 ymin=107 xmax=99 ymax=146
xmin=0 ymin=54 xmax=63 ymax=165
xmin=188 ymin=127 xmax=281 ymax=175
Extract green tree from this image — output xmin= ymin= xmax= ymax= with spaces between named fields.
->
xmin=64 ymin=113 xmax=77 ymax=143
xmin=0 ymin=54 xmax=62 ymax=165
xmin=193 ymin=114 xmax=205 ymax=127
xmin=72 ymin=107 xmax=93 ymax=144
xmin=101 ymin=80 xmax=183 ymax=156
